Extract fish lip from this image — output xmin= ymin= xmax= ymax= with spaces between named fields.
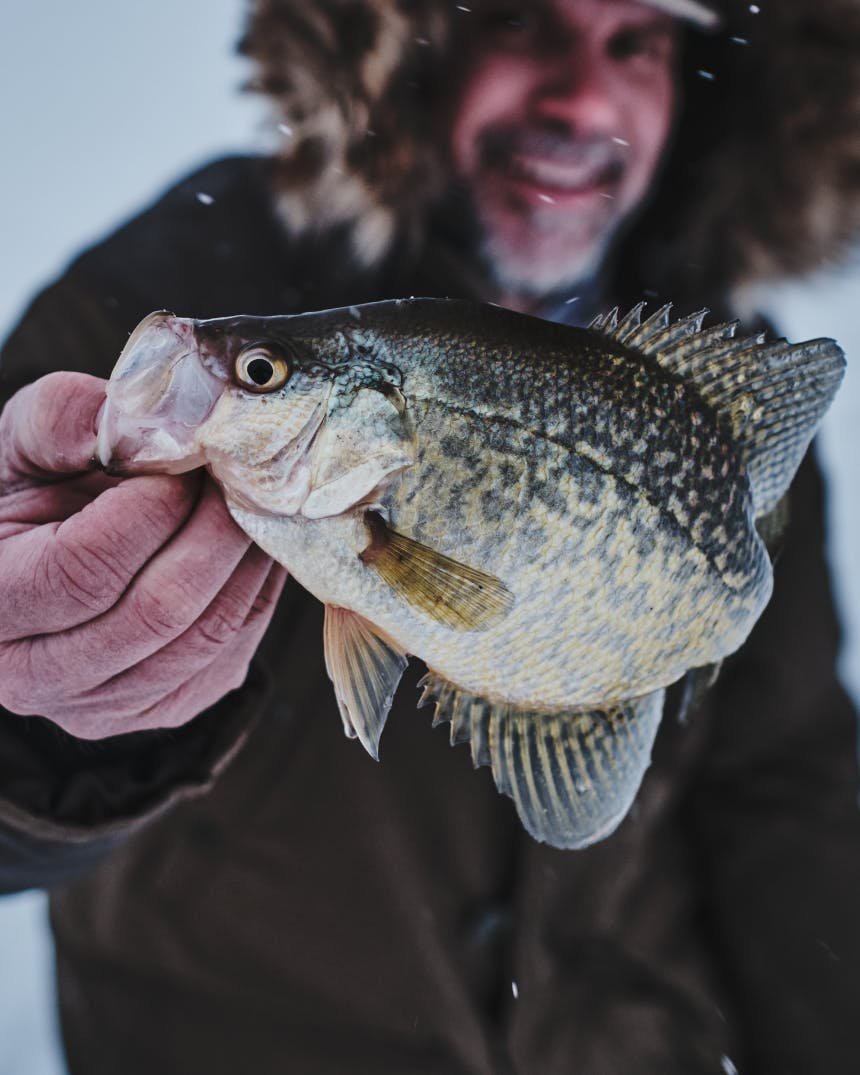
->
xmin=96 ymin=311 xmax=224 ymax=473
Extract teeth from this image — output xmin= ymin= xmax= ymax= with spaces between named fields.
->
xmin=510 ymin=154 xmax=608 ymax=192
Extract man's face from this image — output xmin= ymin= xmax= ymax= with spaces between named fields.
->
xmin=449 ymin=0 xmax=680 ymax=300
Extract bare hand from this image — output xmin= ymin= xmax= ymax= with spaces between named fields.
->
xmin=0 ymin=372 xmax=286 ymax=738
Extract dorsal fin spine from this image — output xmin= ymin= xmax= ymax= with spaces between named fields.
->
xmin=613 ymin=301 xmax=646 ymax=339
xmin=590 ymin=301 xmax=845 ymax=515
xmin=659 ymin=322 xmax=740 ymax=367
xmin=624 ymin=303 xmax=673 ymax=348
xmin=642 ymin=309 xmax=709 ymax=354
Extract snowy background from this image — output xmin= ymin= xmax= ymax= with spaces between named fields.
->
xmin=0 ymin=2 xmax=858 ymax=1073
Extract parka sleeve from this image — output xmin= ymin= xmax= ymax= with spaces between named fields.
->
xmin=690 ymin=449 xmax=860 ymax=1073
xmin=0 ymin=272 xmax=268 ymax=893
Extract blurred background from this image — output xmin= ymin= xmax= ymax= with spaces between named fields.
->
xmin=0 ymin=2 xmax=858 ymax=1072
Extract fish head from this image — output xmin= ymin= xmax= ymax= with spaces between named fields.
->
xmin=98 ymin=309 xmax=414 ymax=517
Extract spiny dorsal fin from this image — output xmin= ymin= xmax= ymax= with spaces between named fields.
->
xmin=418 ymin=672 xmax=664 ymax=849
xmin=323 ymin=605 xmax=408 ymax=759
xmin=360 ymin=511 xmax=514 ymax=630
xmin=589 ymin=302 xmax=845 ymax=516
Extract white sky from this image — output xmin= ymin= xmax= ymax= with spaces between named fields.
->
xmin=1 ymin=4 xmax=858 ymax=1074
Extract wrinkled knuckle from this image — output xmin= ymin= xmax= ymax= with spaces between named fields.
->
xmin=128 ymin=585 xmax=191 ymax=641
xmin=124 ymin=489 xmax=186 ymax=537
xmin=195 ymin=600 xmax=248 ymax=648
xmin=47 ymin=534 xmax=126 ymax=612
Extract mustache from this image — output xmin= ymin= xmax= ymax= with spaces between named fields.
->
xmin=480 ymin=125 xmax=627 ymax=180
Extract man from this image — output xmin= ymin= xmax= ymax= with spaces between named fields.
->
xmin=1 ymin=1 xmax=859 ymax=1072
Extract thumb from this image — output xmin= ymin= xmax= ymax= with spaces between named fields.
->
xmin=0 ymin=372 xmax=106 ymax=489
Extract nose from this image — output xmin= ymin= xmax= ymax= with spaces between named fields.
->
xmin=531 ymin=39 xmax=621 ymax=133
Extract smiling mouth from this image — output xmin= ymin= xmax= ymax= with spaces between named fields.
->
xmin=481 ymin=130 xmax=626 ymax=200
xmin=506 ymin=152 xmax=622 ymax=195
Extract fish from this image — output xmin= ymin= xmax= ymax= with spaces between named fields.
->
xmin=96 ymin=298 xmax=844 ymax=849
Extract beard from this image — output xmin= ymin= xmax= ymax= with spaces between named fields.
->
xmin=458 ymin=122 xmax=634 ymax=298
xmin=476 ymin=202 xmax=618 ymax=298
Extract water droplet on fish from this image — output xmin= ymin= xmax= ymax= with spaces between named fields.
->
xmin=720 ymin=1057 xmax=739 ymax=1075
xmin=612 ymin=136 xmax=630 ymax=146
xmin=415 ymin=36 xmax=431 ymax=45
xmin=749 ymin=3 xmax=760 ymax=11
xmin=278 ymin=123 xmax=294 ymax=137
xmin=697 ymin=69 xmax=716 ymax=81
xmin=731 ymin=35 xmax=749 ymax=44
xmin=349 ymin=306 xmax=362 ymax=320
xmin=196 ymin=192 xmax=214 ymax=206
xmin=564 ymin=296 xmax=579 ymax=305
xmin=600 ymin=192 xmax=615 ymax=199
xmin=511 ymin=981 xmax=519 ymax=999
xmin=538 ymin=193 xmax=555 ymax=204
xmin=456 ymin=3 xmax=471 ymax=10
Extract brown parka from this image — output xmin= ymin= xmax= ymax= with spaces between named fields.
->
xmin=2 ymin=2 xmax=860 ymax=1072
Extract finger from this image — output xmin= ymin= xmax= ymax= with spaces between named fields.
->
xmin=68 ymin=545 xmax=281 ymax=717
xmin=21 ymin=479 xmax=254 ymax=689
xmin=34 ymin=561 xmax=288 ymax=738
xmin=0 ymin=472 xmax=121 ymax=536
xmin=135 ymin=562 xmax=289 ymax=731
xmin=0 ymin=472 xmax=201 ymax=641
xmin=0 ymin=372 xmax=106 ymax=490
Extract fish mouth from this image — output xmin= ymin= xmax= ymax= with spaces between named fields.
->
xmin=97 ymin=311 xmax=226 ymax=475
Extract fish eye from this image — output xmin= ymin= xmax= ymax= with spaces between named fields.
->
xmin=234 ymin=345 xmax=290 ymax=393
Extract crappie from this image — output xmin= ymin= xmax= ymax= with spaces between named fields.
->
xmin=97 ymin=299 xmax=844 ymax=849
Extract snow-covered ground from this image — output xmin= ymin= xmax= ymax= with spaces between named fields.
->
xmin=1 ymin=4 xmax=858 ymax=1074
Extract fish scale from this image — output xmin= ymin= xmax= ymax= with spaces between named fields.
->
xmin=412 ymin=333 xmax=755 ymax=589
xmin=97 ymin=297 xmax=844 ymax=849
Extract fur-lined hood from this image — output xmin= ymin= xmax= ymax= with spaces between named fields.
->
xmin=239 ymin=0 xmax=860 ymax=304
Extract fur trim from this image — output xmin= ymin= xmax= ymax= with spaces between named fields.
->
xmin=239 ymin=0 xmax=860 ymax=298
xmin=239 ymin=0 xmax=451 ymax=265
xmin=633 ymin=0 xmax=860 ymax=300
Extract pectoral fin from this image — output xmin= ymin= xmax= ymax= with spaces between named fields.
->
xmin=360 ymin=512 xmax=513 ymax=630
xmin=418 ymin=672 xmax=664 ymax=849
xmin=323 ymin=605 xmax=408 ymax=759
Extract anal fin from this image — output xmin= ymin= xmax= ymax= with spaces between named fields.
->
xmin=323 ymin=605 xmax=408 ymax=760
xmin=675 ymin=662 xmax=722 ymax=725
xmin=418 ymin=672 xmax=664 ymax=849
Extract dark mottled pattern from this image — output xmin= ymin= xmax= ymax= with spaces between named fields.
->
xmin=353 ymin=302 xmax=755 ymax=589
xmin=194 ymin=300 xmax=766 ymax=595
